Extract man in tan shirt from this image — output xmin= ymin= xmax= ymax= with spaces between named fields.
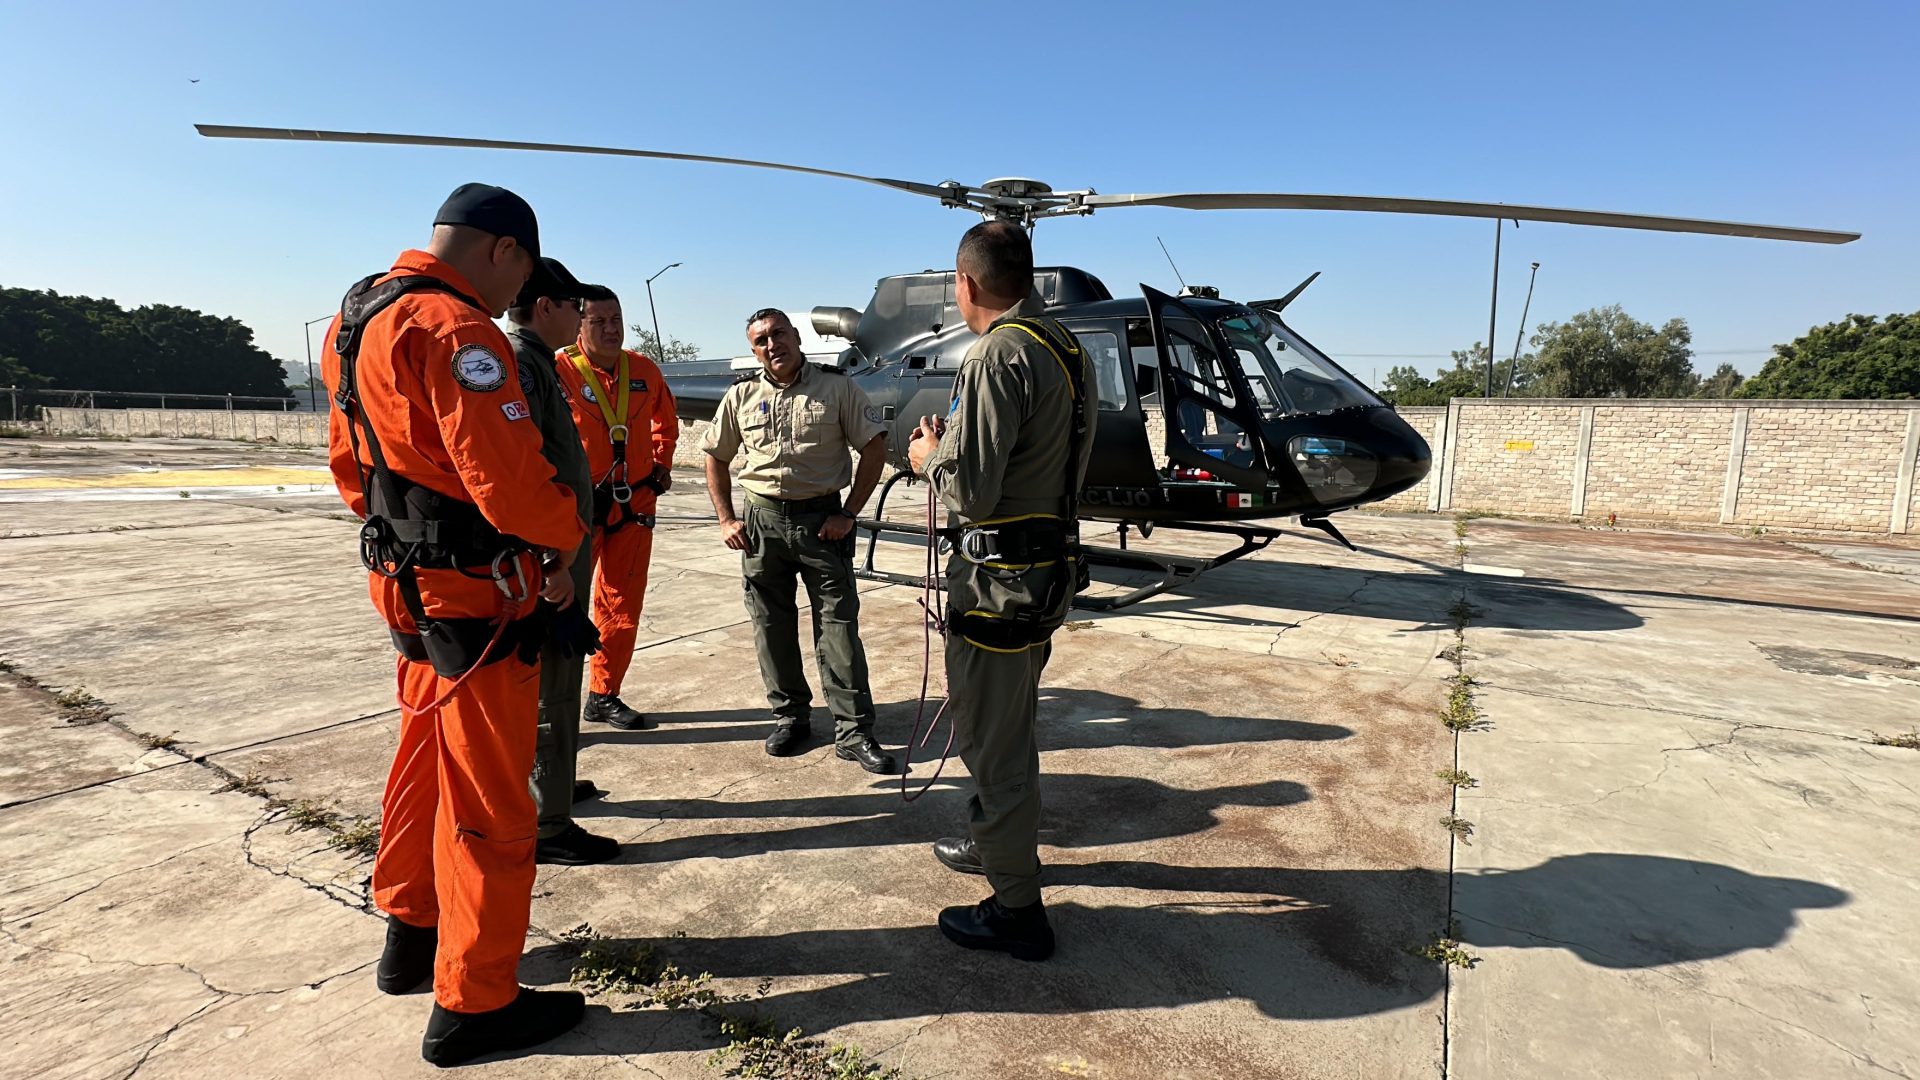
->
xmin=701 ymin=307 xmax=893 ymax=772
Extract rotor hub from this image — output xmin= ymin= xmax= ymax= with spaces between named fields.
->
xmin=980 ymin=177 xmax=1054 ymax=199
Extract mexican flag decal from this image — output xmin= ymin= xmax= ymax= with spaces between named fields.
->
xmin=1226 ymin=492 xmax=1264 ymax=509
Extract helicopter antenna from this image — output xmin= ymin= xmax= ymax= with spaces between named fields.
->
xmin=1156 ymin=236 xmax=1189 ymax=289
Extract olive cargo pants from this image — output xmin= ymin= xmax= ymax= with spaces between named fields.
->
xmin=740 ymin=495 xmax=877 ymax=742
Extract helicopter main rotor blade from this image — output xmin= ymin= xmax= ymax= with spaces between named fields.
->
xmin=1077 ymin=191 xmax=1858 ymax=244
xmin=194 ymin=124 xmax=965 ymax=204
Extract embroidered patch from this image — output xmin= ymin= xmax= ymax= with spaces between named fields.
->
xmin=581 ymin=383 xmax=598 ymax=404
xmin=451 ymin=345 xmax=507 ymax=392
xmin=501 ymin=400 xmax=530 ymax=421
xmin=628 ymin=378 xmax=648 ymax=392
xmin=517 ymin=362 xmax=537 ymax=395
xmin=863 ymin=405 xmax=883 ymax=424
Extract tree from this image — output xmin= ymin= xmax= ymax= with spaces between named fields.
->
xmin=0 ymin=287 xmax=291 ymax=397
xmin=628 ymin=325 xmax=706 ymax=365
xmin=1529 ymin=305 xmax=1696 ymax=398
xmin=1693 ymin=362 xmax=1745 ymax=399
xmin=1379 ymin=344 xmax=1533 ymax=406
xmin=1736 ymin=312 xmax=1919 ymax=400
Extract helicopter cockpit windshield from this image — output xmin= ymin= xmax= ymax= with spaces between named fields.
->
xmin=1218 ymin=313 xmax=1383 ymax=417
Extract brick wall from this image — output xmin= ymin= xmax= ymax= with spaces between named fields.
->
xmin=1417 ymin=399 xmax=1920 ymax=534
xmin=1733 ymin=408 xmax=1910 ymax=531
xmin=1446 ymin=403 xmax=1585 ymax=515
xmin=1585 ymin=405 xmax=1736 ymax=523
xmin=43 ymin=408 xmax=326 ymax=445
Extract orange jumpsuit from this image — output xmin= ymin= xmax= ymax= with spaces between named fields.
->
xmin=323 ymin=250 xmax=586 ymax=1014
xmin=553 ymin=344 xmax=677 ymax=698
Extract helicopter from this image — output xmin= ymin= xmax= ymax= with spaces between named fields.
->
xmin=196 ymin=125 xmax=1859 ymax=609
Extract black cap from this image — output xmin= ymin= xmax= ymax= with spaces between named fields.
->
xmin=578 ymin=282 xmax=617 ymax=303
xmin=515 ymin=257 xmax=590 ymax=308
xmin=433 ymin=183 xmax=539 ymax=259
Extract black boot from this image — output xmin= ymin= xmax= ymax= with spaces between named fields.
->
xmin=535 ymin=823 xmax=620 ymax=866
xmin=420 ymin=986 xmax=586 ymax=1067
xmin=938 ymin=896 xmax=1055 ymax=962
xmin=584 ymin=692 xmax=654 ymax=730
xmin=834 ymin=733 xmax=896 ymax=774
xmin=932 ymin=836 xmax=985 ymax=875
xmin=764 ymin=720 xmax=811 ymax=757
xmin=376 ymin=914 xmax=436 ymax=994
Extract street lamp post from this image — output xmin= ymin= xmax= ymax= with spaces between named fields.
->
xmin=1504 ymin=262 xmax=1541 ymax=397
xmin=302 ymin=314 xmax=333 ymax=411
xmin=1484 ymin=217 xmax=1516 ymax=399
xmin=645 ymin=262 xmax=682 ymax=362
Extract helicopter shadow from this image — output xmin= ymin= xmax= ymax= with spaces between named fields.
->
xmin=578 ymin=773 xmax=1309 ymax=866
xmin=523 ymin=851 xmax=1845 ymax=1055
xmin=1088 ymin=547 xmax=1644 ymax=634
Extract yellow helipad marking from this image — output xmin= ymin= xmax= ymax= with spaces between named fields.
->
xmin=0 ymin=467 xmax=331 ymax=490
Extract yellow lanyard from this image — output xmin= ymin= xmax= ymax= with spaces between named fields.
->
xmin=567 ymin=345 xmax=631 ymax=443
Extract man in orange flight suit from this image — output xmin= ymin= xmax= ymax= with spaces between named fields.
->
xmin=556 ymin=288 xmax=678 ymax=729
xmin=322 ymin=183 xmax=590 ymax=1067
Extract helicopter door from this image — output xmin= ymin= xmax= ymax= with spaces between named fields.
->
xmin=1142 ymin=285 xmax=1272 ymax=491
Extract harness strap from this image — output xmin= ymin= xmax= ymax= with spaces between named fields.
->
xmin=564 ymin=345 xmax=638 ymax=504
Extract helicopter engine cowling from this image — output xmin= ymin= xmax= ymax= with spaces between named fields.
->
xmin=811 ymin=306 xmax=862 ymax=341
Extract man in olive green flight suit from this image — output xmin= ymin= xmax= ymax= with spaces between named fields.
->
xmin=909 ymin=221 xmax=1093 ymax=962
xmin=504 ymin=257 xmax=619 ymax=866
xmin=702 ymin=307 xmax=896 ymax=775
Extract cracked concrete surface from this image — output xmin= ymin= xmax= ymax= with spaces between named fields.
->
xmin=1 ymin=438 xmax=1917 ymax=1078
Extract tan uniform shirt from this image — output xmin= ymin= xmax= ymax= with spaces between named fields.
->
xmin=926 ymin=294 xmax=1094 ymax=525
xmin=701 ymin=362 xmax=886 ymax=500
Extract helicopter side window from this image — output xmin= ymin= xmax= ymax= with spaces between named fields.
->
xmin=1072 ymin=330 xmax=1128 ymax=411
xmin=1219 ymin=314 xmax=1383 ymax=415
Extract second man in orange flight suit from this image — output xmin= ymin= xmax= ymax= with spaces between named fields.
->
xmin=556 ymin=288 xmax=679 ymax=729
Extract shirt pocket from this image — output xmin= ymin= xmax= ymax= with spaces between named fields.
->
xmin=794 ymin=400 xmax=838 ymax=448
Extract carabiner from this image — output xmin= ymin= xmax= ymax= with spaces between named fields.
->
xmin=958 ymin=527 xmax=1000 ymax=565
xmin=491 ymin=550 xmax=532 ymax=603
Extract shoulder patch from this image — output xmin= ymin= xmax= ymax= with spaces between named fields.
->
xmin=581 ymin=382 xmax=599 ymax=404
xmin=452 ymin=345 xmax=507 ymax=392
xmin=517 ymin=362 xmax=538 ymax=395
xmin=628 ymin=378 xmax=648 ymax=393
xmin=863 ymin=405 xmax=884 ymax=424
xmin=501 ymin=400 xmax=530 ymax=421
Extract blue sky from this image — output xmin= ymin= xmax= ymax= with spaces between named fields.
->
xmin=1 ymin=0 xmax=1914 ymax=386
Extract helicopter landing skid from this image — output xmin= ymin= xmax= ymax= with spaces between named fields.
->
xmin=850 ymin=473 xmax=1288 ymax=613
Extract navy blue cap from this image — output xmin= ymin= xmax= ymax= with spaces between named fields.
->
xmin=434 ymin=183 xmax=539 ymax=259
xmin=515 ymin=257 xmax=589 ymax=308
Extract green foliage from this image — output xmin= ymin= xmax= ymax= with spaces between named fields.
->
xmin=1411 ymin=923 xmax=1482 ymax=969
xmin=1529 ymin=305 xmax=1696 ymax=398
xmin=629 ymin=325 xmax=707 ymax=365
xmin=1693 ymin=362 xmax=1745 ymax=399
xmin=1380 ymin=343 xmax=1533 ymax=406
xmin=1738 ymin=312 xmax=1920 ymax=400
xmin=708 ymin=1017 xmax=905 ymax=1080
xmin=1871 ymin=730 xmax=1920 ymax=750
xmin=1436 ymin=768 xmax=1479 ymax=789
xmin=0 ymin=286 xmax=291 ymax=396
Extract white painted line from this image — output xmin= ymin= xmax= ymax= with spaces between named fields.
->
xmin=1463 ymin=563 xmax=1525 ymax=578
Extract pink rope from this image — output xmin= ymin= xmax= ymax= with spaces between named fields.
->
xmin=901 ymin=474 xmax=954 ymax=802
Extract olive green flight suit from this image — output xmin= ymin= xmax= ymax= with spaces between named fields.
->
xmin=924 ymin=295 xmax=1093 ymax=908
xmin=702 ymin=363 xmax=888 ymax=743
xmin=507 ymin=325 xmax=597 ymax=841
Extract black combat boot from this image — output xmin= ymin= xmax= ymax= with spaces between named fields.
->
xmin=420 ymin=986 xmax=586 ymax=1067
xmin=764 ymin=719 xmax=811 ymax=756
xmin=583 ymin=692 xmax=654 ymax=730
xmin=535 ymin=823 xmax=621 ymax=866
xmin=376 ymin=914 xmax=437 ymax=994
xmin=938 ymin=896 xmax=1055 ymax=962
xmin=834 ymin=732 xmax=896 ymax=774
xmin=931 ymin=836 xmax=985 ymax=875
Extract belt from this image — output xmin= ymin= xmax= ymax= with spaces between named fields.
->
xmin=746 ymin=491 xmax=843 ymax=515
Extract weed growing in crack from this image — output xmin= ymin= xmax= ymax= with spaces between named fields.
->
xmin=1436 ymin=768 xmax=1478 ymax=789
xmin=708 ymin=1017 xmax=905 ymax=1080
xmin=560 ymin=925 xmax=912 ymax=1079
xmin=1447 ymin=599 xmax=1484 ymax=630
xmin=1452 ymin=518 xmax=1470 ymax=539
xmin=328 ymin=817 xmax=381 ymax=859
xmin=1440 ymin=814 xmax=1476 ymax=844
xmin=1440 ymin=674 xmax=1490 ymax=732
xmin=54 ymin=686 xmax=113 ymax=723
xmin=1410 ymin=922 xmax=1481 ymax=969
xmin=136 ymin=730 xmax=181 ymax=752
xmin=283 ymin=799 xmax=342 ymax=834
xmin=1871 ymin=730 xmax=1920 ymax=750
xmin=214 ymin=769 xmax=278 ymax=800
